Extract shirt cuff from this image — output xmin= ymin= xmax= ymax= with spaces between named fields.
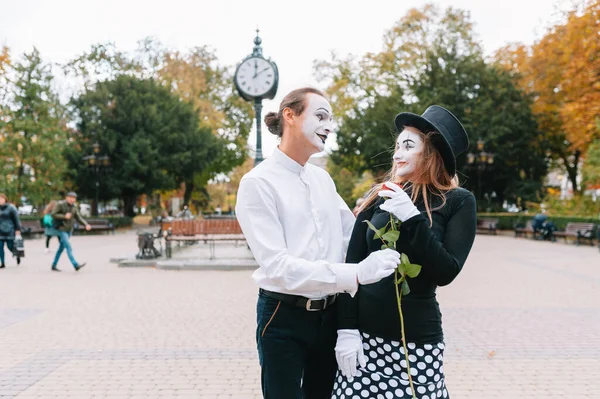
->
xmin=333 ymin=263 xmax=358 ymax=297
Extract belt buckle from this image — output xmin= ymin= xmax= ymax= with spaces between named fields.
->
xmin=305 ymin=298 xmax=322 ymax=311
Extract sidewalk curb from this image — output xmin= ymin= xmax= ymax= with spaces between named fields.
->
xmin=117 ymin=258 xmax=258 ymax=271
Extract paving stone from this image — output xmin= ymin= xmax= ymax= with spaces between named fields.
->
xmin=0 ymin=231 xmax=598 ymax=397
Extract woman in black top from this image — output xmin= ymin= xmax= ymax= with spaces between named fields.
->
xmin=332 ymin=106 xmax=477 ymax=399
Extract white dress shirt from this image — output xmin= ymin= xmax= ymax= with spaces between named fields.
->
xmin=235 ymin=148 xmax=358 ymax=299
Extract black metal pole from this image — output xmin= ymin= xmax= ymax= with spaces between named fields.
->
xmin=95 ymin=170 xmax=99 ymax=217
xmin=254 ymin=98 xmax=263 ymax=166
xmin=477 ymin=164 xmax=483 ymax=211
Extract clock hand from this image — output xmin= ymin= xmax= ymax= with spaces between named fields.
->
xmin=253 ymin=60 xmax=258 ymax=78
xmin=255 ymin=67 xmax=271 ymax=78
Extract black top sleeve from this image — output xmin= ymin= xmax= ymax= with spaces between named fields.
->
xmin=399 ymin=192 xmax=477 ymax=286
xmin=337 ymin=205 xmax=375 ymax=330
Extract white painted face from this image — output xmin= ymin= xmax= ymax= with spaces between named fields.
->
xmin=393 ymin=127 xmax=424 ymax=178
xmin=301 ymin=94 xmax=334 ymax=152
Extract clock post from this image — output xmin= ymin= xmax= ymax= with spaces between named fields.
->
xmin=254 ymin=98 xmax=263 ymax=164
xmin=234 ymin=30 xmax=279 ymax=167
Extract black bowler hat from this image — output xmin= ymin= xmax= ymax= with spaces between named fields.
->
xmin=394 ymin=105 xmax=469 ymax=177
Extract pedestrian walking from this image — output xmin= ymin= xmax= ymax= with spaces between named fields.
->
xmin=0 ymin=193 xmax=22 ymax=268
xmin=50 ymin=191 xmax=91 ymax=272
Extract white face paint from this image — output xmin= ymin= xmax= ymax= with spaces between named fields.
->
xmin=301 ymin=94 xmax=334 ymax=152
xmin=393 ymin=127 xmax=424 ymax=178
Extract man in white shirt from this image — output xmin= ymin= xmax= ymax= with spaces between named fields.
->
xmin=236 ymin=87 xmax=400 ymax=398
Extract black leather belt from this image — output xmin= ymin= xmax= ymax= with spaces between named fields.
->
xmin=259 ymin=289 xmax=338 ymax=311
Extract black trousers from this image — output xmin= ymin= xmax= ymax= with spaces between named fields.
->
xmin=256 ymin=291 xmax=337 ymax=399
xmin=46 ymin=235 xmax=58 ymax=248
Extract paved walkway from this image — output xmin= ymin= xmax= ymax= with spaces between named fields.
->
xmin=0 ymin=230 xmax=599 ymax=398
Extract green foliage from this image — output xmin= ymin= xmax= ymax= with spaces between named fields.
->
xmin=477 ymin=213 xmax=599 ymax=230
xmin=69 ymin=75 xmax=219 ymax=216
xmin=63 ymin=39 xmax=254 ymax=181
xmin=583 ymin=138 xmax=600 ymax=189
xmin=543 ymin=194 xmax=600 ymax=219
xmin=0 ymin=49 xmax=69 ymax=207
xmin=327 ymin=162 xmax=358 ymax=207
xmin=317 ymin=4 xmax=549 ymax=210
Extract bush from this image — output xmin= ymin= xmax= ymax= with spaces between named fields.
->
xmin=478 ymin=212 xmax=600 ymax=231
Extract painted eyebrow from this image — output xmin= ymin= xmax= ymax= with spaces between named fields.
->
xmin=398 ymin=138 xmax=416 ymax=145
xmin=316 ymin=108 xmax=333 ymax=121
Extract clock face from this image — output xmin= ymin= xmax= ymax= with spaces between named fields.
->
xmin=235 ymin=57 xmax=276 ymax=98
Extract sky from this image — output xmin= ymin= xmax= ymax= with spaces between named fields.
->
xmin=0 ymin=0 xmax=565 ymax=159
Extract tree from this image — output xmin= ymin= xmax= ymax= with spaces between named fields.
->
xmin=0 ymin=49 xmax=69 ymax=207
xmin=63 ymin=39 xmax=254 ymax=203
xmin=327 ymin=162 xmax=358 ymax=208
xmin=69 ymin=75 xmax=219 ymax=216
xmin=494 ymin=0 xmax=600 ymax=194
xmin=317 ymin=4 xmax=548 ymax=209
xmin=582 ymin=138 xmax=600 ymax=191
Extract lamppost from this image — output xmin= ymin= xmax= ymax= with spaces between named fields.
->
xmin=467 ymin=139 xmax=494 ymax=207
xmin=82 ymin=142 xmax=110 ymax=216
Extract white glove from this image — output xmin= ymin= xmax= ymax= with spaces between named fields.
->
xmin=335 ymin=329 xmax=367 ymax=378
xmin=357 ymin=249 xmax=400 ymax=285
xmin=378 ymin=182 xmax=420 ymax=222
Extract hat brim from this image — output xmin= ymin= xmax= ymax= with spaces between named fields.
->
xmin=394 ymin=112 xmax=457 ymax=177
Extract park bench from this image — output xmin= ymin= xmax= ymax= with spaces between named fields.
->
xmin=20 ymin=219 xmax=44 ymax=237
xmin=74 ymin=219 xmax=115 ymax=234
xmin=553 ymin=222 xmax=596 ymax=246
xmin=514 ymin=220 xmax=534 ymax=238
xmin=162 ymin=218 xmax=246 ymax=260
xmin=476 ymin=218 xmax=498 ymax=235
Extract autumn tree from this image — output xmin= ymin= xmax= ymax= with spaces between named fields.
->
xmin=495 ymin=0 xmax=600 ymax=194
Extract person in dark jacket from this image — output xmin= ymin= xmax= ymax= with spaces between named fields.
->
xmin=332 ymin=106 xmax=477 ymax=399
xmin=50 ymin=192 xmax=91 ymax=272
xmin=0 ymin=193 xmax=22 ymax=268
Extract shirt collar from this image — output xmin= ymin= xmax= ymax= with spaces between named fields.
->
xmin=272 ymin=147 xmax=306 ymax=175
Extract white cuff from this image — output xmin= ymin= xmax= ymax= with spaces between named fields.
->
xmin=333 ymin=263 xmax=359 ymax=297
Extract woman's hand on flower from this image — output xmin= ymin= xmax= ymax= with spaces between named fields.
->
xmin=335 ymin=329 xmax=367 ymax=378
xmin=378 ymin=182 xmax=420 ymax=222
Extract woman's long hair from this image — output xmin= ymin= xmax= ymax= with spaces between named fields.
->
xmin=358 ymin=128 xmax=459 ymax=225
xmin=43 ymin=200 xmax=57 ymax=215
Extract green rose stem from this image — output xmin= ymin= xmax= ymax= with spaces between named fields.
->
xmin=364 ymin=211 xmax=421 ymax=399
xmin=389 ymin=214 xmax=417 ymax=399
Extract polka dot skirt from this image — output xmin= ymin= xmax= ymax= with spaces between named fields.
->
xmin=331 ymin=332 xmax=448 ymax=399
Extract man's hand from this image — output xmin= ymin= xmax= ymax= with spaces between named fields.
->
xmin=357 ymin=248 xmax=400 ymax=285
xmin=65 ymin=212 xmax=72 ymax=220
xmin=335 ymin=329 xmax=367 ymax=378
xmin=85 ymin=224 xmax=91 ymax=231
